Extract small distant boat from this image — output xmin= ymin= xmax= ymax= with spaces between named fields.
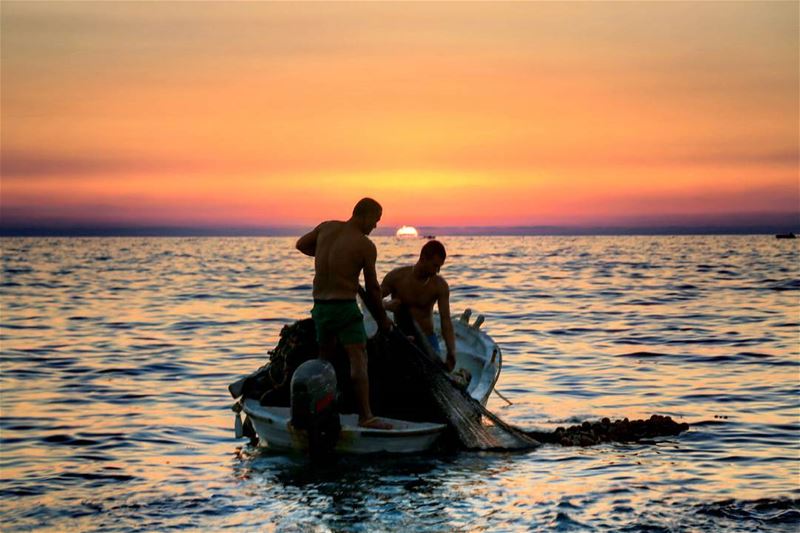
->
xmin=775 ymin=233 xmax=797 ymax=239
xmin=423 ymin=235 xmax=436 ymax=240
xmin=236 ymin=308 xmax=502 ymax=455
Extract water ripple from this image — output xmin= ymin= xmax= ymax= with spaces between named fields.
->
xmin=0 ymin=235 xmax=797 ymax=531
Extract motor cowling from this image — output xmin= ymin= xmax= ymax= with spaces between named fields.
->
xmin=290 ymin=359 xmax=341 ymax=457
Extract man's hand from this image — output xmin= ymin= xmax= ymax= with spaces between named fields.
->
xmin=379 ymin=316 xmax=394 ymax=333
xmin=445 ymin=352 xmax=456 ymax=372
xmin=383 ymin=297 xmax=401 ymax=313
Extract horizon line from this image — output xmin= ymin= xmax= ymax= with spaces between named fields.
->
xmin=1 ymin=223 xmax=798 ymax=237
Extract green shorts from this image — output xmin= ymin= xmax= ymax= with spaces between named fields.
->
xmin=311 ymin=299 xmax=367 ymax=346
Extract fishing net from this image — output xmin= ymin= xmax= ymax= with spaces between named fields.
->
xmin=371 ymin=329 xmax=539 ymax=450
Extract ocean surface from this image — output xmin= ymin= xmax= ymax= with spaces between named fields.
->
xmin=1 ymin=236 xmax=798 ymax=531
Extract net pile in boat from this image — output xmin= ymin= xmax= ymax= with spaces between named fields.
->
xmin=368 ymin=330 xmax=539 ymax=450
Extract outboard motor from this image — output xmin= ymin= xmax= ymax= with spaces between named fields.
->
xmin=290 ymin=359 xmax=341 ymax=458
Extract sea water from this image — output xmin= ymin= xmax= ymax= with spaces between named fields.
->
xmin=1 ymin=236 xmax=798 ymax=531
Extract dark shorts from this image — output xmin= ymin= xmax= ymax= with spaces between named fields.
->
xmin=311 ymin=299 xmax=367 ymax=346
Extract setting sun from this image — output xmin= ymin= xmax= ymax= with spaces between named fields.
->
xmin=396 ymin=226 xmax=419 ymax=238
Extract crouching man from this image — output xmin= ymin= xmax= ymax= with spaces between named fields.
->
xmin=381 ymin=240 xmax=457 ymax=371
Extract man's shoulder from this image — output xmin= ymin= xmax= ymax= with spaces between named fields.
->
xmin=319 ymin=220 xmax=344 ymax=231
xmin=387 ymin=265 xmax=413 ymax=279
xmin=434 ymin=274 xmax=450 ymax=292
xmin=349 ymin=234 xmax=376 ymax=263
xmin=360 ymin=234 xmax=377 ymax=250
xmin=392 ymin=265 xmax=414 ymax=275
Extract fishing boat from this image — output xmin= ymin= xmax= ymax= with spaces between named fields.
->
xmin=234 ymin=307 xmax=502 ymax=454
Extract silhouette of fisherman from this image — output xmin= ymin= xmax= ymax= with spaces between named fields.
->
xmin=296 ymin=198 xmax=393 ymax=429
xmin=381 ymin=240 xmax=458 ymax=372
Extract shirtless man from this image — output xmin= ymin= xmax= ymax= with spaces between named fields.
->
xmin=381 ymin=240 xmax=457 ymax=372
xmin=295 ymin=198 xmax=393 ymax=429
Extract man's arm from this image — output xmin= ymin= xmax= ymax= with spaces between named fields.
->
xmin=380 ymin=269 xmax=402 ymax=312
xmin=380 ymin=269 xmax=395 ymax=298
xmin=295 ymin=224 xmax=321 ymax=256
xmin=362 ymin=240 xmax=392 ymax=331
xmin=438 ymin=279 xmax=457 ymax=371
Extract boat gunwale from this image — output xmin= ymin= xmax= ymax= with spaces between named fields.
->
xmin=438 ymin=315 xmax=502 ymax=405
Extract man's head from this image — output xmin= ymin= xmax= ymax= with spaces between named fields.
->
xmin=417 ymin=240 xmax=447 ymax=277
xmin=351 ymin=198 xmax=382 ymax=235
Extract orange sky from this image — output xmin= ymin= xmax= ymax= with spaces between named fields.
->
xmin=1 ymin=2 xmax=798 ymax=229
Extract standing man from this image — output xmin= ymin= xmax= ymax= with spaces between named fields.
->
xmin=381 ymin=240 xmax=457 ymax=372
xmin=295 ymin=198 xmax=393 ymax=429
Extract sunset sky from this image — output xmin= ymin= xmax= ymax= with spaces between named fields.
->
xmin=1 ymin=1 xmax=798 ymax=231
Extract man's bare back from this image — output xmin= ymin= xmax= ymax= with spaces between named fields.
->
xmin=312 ymin=221 xmax=375 ymax=301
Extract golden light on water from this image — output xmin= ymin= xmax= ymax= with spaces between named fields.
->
xmin=396 ymin=226 xmax=419 ymax=238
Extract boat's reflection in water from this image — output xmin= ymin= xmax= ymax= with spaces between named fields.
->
xmin=232 ymin=444 xmax=528 ymax=529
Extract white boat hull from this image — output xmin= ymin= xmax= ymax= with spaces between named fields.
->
xmin=242 ymin=401 xmax=446 ymax=454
